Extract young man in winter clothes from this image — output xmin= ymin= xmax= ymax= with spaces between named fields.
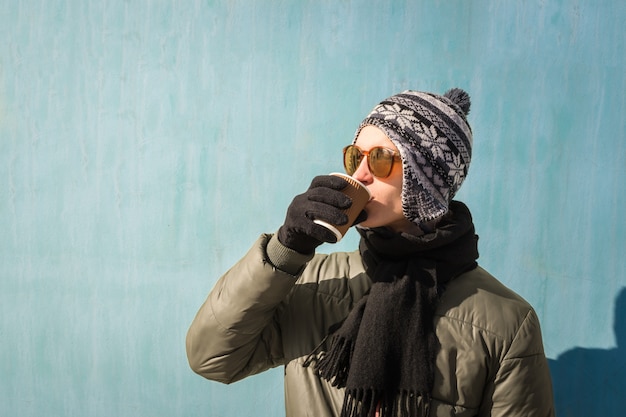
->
xmin=186 ymin=89 xmax=555 ymax=417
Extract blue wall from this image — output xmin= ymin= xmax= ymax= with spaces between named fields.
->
xmin=1 ymin=1 xmax=624 ymax=416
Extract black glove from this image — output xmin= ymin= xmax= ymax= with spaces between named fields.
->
xmin=278 ymin=175 xmax=366 ymax=254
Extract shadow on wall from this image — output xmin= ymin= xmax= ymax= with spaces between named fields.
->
xmin=548 ymin=287 xmax=626 ymax=417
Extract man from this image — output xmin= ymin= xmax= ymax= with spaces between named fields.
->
xmin=187 ymin=88 xmax=555 ymax=416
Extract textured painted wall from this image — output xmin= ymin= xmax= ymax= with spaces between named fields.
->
xmin=1 ymin=1 xmax=624 ymax=416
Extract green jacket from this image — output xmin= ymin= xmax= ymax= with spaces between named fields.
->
xmin=187 ymin=234 xmax=554 ymax=416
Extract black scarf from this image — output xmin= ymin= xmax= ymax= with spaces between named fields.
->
xmin=305 ymin=201 xmax=479 ymax=417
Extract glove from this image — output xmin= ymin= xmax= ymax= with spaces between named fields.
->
xmin=277 ymin=175 xmax=367 ymax=254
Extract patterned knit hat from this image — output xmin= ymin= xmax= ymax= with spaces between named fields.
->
xmin=354 ymin=88 xmax=473 ymax=227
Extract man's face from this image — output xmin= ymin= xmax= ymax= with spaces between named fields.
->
xmin=351 ymin=125 xmax=414 ymax=233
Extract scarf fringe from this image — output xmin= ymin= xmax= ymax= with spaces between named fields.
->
xmin=341 ymin=389 xmax=430 ymax=417
xmin=310 ymin=334 xmax=354 ymax=388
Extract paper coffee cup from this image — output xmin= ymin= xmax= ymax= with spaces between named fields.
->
xmin=313 ymin=172 xmax=371 ymax=242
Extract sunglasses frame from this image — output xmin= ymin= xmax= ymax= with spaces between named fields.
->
xmin=343 ymin=145 xmax=401 ymax=178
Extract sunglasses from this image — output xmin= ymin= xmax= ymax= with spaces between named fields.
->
xmin=343 ymin=145 xmax=401 ymax=178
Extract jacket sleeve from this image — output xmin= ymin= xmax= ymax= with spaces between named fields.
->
xmin=185 ymin=234 xmax=308 ymax=384
xmin=482 ymin=309 xmax=555 ymax=417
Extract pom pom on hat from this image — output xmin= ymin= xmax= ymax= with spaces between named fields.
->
xmin=354 ymin=88 xmax=473 ymax=227
xmin=443 ymin=88 xmax=471 ymax=116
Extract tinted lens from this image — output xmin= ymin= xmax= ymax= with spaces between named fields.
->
xmin=368 ymin=147 xmax=394 ymax=177
xmin=343 ymin=145 xmax=362 ymax=175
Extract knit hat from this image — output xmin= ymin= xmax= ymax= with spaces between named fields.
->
xmin=354 ymin=88 xmax=473 ymax=227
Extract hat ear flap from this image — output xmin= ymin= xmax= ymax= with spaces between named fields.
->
xmin=444 ymin=88 xmax=471 ymax=116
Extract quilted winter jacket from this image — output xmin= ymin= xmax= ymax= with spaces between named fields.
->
xmin=186 ymin=234 xmax=555 ymax=417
